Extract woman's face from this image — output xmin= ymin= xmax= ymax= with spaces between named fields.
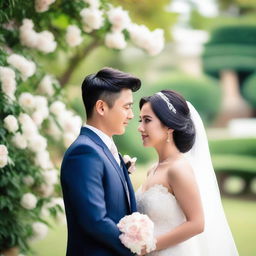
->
xmin=138 ymin=102 xmax=169 ymax=148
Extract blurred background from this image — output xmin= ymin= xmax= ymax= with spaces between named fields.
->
xmin=1 ymin=0 xmax=256 ymax=255
xmin=37 ymin=0 xmax=256 ymax=255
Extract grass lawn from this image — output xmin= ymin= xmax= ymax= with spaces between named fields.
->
xmin=31 ymin=166 xmax=256 ymax=256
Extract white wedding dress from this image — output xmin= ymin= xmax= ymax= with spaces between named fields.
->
xmin=135 ymin=102 xmax=239 ymax=256
xmin=136 ymin=184 xmax=200 ymax=256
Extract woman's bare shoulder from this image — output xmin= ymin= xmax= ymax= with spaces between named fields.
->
xmin=167 ymin=157 xmax=193 ymax=180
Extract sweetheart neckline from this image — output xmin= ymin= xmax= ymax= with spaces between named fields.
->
xmin=139 ymin=183 xmax=175 ymax=198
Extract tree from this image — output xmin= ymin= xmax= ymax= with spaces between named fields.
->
xmin=202 ymin=25 xmax=256 ymax=124
xmin=0 ymin=0 xmax=165 ymax=254
xmin=111 ymin=0 xmax=177 ymax=40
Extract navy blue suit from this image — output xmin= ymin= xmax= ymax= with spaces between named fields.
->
xmin=61 ymin=127 xmax=137 ymax=256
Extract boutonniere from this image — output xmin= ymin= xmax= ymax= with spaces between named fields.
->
xmin=123 ymin=154 xmax=137 ymax=174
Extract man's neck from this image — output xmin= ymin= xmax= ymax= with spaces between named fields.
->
xmin=86 ymin=120 xmax=112 ymax=137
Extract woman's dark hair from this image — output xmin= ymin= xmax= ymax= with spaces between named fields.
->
xmin=139 ymin=90 xmax=195 ymax=153
xmin=82 ymin=67 xmax=141 ymax=119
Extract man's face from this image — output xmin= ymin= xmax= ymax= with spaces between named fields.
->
xmin=103 ymin=88 xmax=134 ymax=136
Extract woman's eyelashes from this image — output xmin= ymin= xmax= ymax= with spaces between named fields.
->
xmin=139 ymin=118 xmax=151 ymax=123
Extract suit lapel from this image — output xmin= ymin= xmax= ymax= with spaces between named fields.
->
xmin=80 ymin=127 xmax=130 ymax=204
xmin=103 ymin=147 xmax=127 ymax=186
xmin=119 ymin=155 xmax=137 ymax=213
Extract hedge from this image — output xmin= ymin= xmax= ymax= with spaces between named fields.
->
xmin=212 ymin=155 xmax=256 ymax=174
xmin=209 ymin=138 xmax=256 ymax=157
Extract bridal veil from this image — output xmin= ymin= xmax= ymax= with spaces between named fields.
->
xmin=185 ymin=102 xmax=239 ymax=256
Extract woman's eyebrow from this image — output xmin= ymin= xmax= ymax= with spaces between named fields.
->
xmin=140 ymin=115 xmax=152 ymax=119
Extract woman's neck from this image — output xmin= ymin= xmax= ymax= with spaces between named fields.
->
xmin=155 ymin=139 xmax=181 ymax=163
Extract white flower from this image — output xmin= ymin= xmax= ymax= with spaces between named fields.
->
xmin=0 ymin=145 xmax=8 ymax=168
xmin=107 ymin=7 xmax=131 ymax=32
xmin=38 ymin=183 xmax=54 ymax=197
xmin=31 ymin=108 xmax=49 ymax=126
xmin=35 ymin=0 xmax=56 ymax=13
xmin=18 ymin=113 xmax=33 ymax=126
xmin=40 ymin=207 xmax=50 ymax=218
xmin=19 ymin=19 xmax=57 ymax=53
xmin=19 ymin=113 xmax=38 ymax=137
xmin=80 ymin=8 xmax=104 ymax=31
xmin=62 ymin=115 xmax=82 ymax=134
xmin=20 ymin=193 xmax=37 ymax=209
xmin=22 ymin=176 xmax=35 ymax=186
xmin=64 ymin=133 xmax=76 ymax=148
xmin=42 ymin=169 xmax=58 ymax=185
xmin=38 ymin=75 xmax=54 ymax=96
xmin=18 ymin=113 xmax=34 ymax=125
xmin=83 ymin=0 xmax=100 ymax=9
xmin=11 ymin=132 xmax=27 ymax=149
xmin=19 ymin=19 xmax=38 ymax=48
xmin=0 ymin=66 xmax=16 ymax=99
xmin=65 ymin=25 xmax=83 ymax=47
xmin=0 ymin=145 xmax=8 ymax=156
xmin=105 ymin=32 xmax=127 ymax=49
xmin=31 ymin=222 xmax=48 ymax=241
xmin=0 ymin=155 xmax=8 ymax=168
xmin=37 ymin=31 xmax=57 ymax=53
xmin=144 ymin=29 xmax=164 ymax=56
xmin=128 ymin=24 xmax=148 ymax=48
xmin=34 ymin=95 xmax=48 ymax=109
xmin=34 ymin=151 xmax=53 ymax=170
xmin=18 ymin=92 xmax=35 ymax=110
xmin=7 ymin=54 xmax=36 ymax=80
xmin=28 ymin=134 xmax=47 ymax=153
xmin=123 ymin=154 xmax=137 ymax=174
xmin=82 ymin=25 xmax=93 ymax=33
xmin=47 ymin=119 xmax=61 ymax=139
xmin=31 ymin=97 xmax=49 ymax=126
xmin=4 ymin=115 xmax=19 ymax=133
xmin=128 ymin=24 xmax=165 ymax=56
xmin=50 ymin=101 xmax=66 ymax=116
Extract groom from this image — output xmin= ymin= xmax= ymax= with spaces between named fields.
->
xmin=60 ymin=67 xmax=141 ymax=256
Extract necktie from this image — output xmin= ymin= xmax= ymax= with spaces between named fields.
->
xmin=110 ymin=140 xmax=121 ymax=166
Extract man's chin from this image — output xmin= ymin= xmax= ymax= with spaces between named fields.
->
xmin=113 ymin=127 xmax=126 ymax=135
xmin=119 ymin=127 xmax=126 ymax=135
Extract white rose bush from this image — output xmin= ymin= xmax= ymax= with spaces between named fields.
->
xmin=0 ymin=0 xmax=164 ymax=254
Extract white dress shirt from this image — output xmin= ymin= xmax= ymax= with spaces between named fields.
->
xmin=84 ymin=124 xmax=120 ymax=165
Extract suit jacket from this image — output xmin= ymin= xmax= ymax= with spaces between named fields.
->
xmin=60 ymin=127 xmax=137 ymax=256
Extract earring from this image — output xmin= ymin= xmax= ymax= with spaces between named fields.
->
xmin=166 ymin=131 xmax=170 ymax=143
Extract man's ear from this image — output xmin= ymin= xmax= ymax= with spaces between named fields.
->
xmin=95 ymin=100 xmax=107 ymax=116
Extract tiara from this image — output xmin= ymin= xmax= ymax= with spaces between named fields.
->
xmin=156 ymin=92 xmax=177 ymax=114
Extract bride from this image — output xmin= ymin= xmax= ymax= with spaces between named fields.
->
xmin=136 ymin=90 xmax=239 ymax=256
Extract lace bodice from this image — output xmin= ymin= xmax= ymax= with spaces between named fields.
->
xmin=136 ymin=184 xmax=186 ymax=230
xmin=136 ymin=184 xmax=199 ymax=256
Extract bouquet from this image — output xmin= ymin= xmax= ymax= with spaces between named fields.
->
xmin=117 ymin=212 xmax=156 ymax=254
